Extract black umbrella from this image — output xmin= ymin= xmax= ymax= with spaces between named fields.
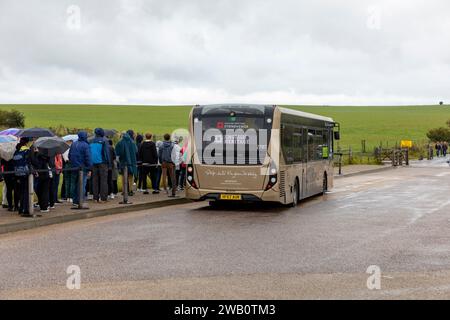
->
xmin=18 ymin=127 xmax=55 ymax=139
xmin=34 ymin=136 xmax=69 ymax=157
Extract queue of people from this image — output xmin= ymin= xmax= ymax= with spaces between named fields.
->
xmin=435 ymin=141 xmax=449 ymax=157
xmin=0 ymin=130 xmax=188 ymax=217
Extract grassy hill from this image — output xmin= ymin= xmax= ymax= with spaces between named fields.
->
xmin=1 ymin=104 xmax=449 ymax=151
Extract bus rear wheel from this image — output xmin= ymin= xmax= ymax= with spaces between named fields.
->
xmin=290 ymin=180 xmax=299 ymax=207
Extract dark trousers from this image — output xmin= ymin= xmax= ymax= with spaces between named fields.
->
xmin=137 ymin=165 xmax=144 ymax=189
xmin=107 ymin=169 xmax=113 ymax=195
xmin=175 ymin=169 xmax=180 ymax=188
xmin=149 ymin=166 xmax=158 ymax=190
xmin=16 ymin=176 xmax=29 ymax=214
xmin=61 ymin=174 xmax=69 ymax=200
xmin=155 ymin=166 xmax=161 ymax=190
xmin=37 ymin=178 xmax=50 ymax=210
xmin=61 ymin=163 xmax=74 ymax=199
xmin=52 ymin=173 xmax=60 ymax=203
xmin=179 ymin=167 xmax=186 ymax=188
xmin=92 ymin=163 xmax=108 ymax=201
xmin=73 ymin=171 xmax=88 ymax=206
xmin=168 ymin=169 xmax=180 ymax=189
xmin=141 ymin=165 xmax=150 ymax=190
xmin=4 ymin=176 xmax=15 ymax=209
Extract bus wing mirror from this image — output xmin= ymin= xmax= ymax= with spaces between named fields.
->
xmin=334 ymin=131 xmax=340 ymax=140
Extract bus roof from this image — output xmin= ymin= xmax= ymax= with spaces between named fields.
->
xmin=194 ymin=104 xmax=334 ymax=123
xmin=278 ymin=107 xmax=334 ymax=123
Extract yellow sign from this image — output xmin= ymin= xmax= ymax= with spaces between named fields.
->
xmin=400 ymin=140 xmax=412 ymax=148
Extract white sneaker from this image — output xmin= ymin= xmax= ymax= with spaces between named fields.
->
xmin=110 ymin=194 xmax=115 ymax=199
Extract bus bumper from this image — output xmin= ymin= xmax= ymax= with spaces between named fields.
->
xmin=185 ymin=186 xmax=282 ymax=203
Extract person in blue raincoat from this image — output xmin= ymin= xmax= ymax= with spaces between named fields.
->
xmin=68 ymin=131 xmax=92 ymax=207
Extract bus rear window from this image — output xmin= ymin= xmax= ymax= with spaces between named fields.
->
xmin=195 ymin=116 xmax=272 ymax=165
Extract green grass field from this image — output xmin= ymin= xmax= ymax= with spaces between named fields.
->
xmin=1 ymin=104 xmax=449 ymax=151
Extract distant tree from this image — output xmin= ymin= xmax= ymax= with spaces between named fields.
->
xmin=426 ymin=127 xmax=450 ymax=142
xmin=439 ymin=101 xmax=444 ymax=105
xmin=0 ymin=109 xmax=25 ymax=128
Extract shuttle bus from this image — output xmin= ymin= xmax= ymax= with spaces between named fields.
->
xmin=185 ymin=104 xmax=340 ymax=206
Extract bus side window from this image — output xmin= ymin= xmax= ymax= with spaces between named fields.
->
xmin=315 ymin=130 xmax=323 ymax=160
xmin=307 ymin=129 xmax=315 ymax=161
xmin=292 ymin=127 xmax=302 ymax=163
xmin=282 ymin=124 xmax=294 ymax=164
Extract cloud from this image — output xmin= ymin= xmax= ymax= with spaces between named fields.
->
xmin=0 ymin=0 xmax=449 ymax=105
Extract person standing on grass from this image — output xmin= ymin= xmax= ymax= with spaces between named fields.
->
xmin=12 ymin=138 xmax=32 ymax=216
xmin=115 ymin=132 xmax=137 ymax=197
xmin=436 ymin=142 xmax=442 ymax=157
xmin=138 ymin=133 xmax=158 ymax=195
xmin=90 ymin=128 xmax=110 ymax=203
xmin=159 ymin=133 xmax=177 ymax=197
xmin=443 ymin=141 xmax=448 ymax=157
xmin=69 ymin=131 xmax=92 ymax=207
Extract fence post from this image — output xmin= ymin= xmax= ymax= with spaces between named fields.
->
xmin=28 ymin=173 xmax=34 ymax=217
xmin=339 ymin=154 xmax=342 ymax=175
xmin=349 ymin=146 xmax=353 ymax=164
xmin=120 ymin=165 xmax=132 ymax=205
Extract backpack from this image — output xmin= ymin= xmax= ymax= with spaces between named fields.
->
xmin=160 ymin=142 xmax=174 ymax=163
xmin=13 ymin=149 xmax=29 ymax=177
xmin=54 ymin=154 xmax=63 ymax=174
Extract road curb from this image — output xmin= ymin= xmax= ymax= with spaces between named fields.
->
xmin=0 ymin=198 xmax=191 ymax=235
xmin=334 ymin=165 xmax=400 ymax=179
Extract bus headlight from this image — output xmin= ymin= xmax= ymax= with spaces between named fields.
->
xmin=187 ymin=164 xmax=198 ymax=189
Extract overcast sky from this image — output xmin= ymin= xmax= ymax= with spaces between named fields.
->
xmin=0 ymin=0 xmax=449 ymax=105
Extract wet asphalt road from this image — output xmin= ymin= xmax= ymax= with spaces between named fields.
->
xmin=1 ymin=158 xmax=450 ymax=299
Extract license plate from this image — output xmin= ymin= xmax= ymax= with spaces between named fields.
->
xmin=220 ymin=194 xmax=242 ymax=200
